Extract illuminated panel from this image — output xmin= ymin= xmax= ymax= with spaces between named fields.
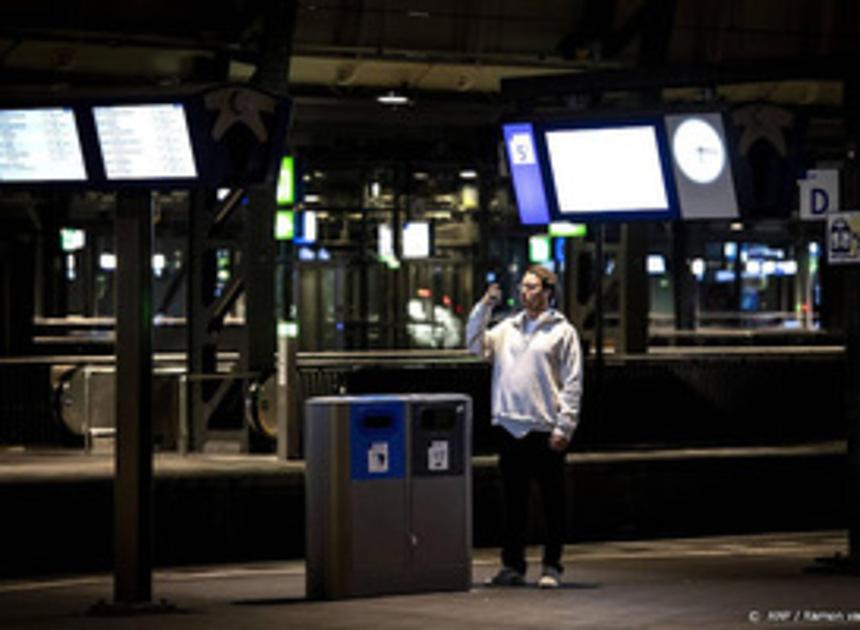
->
xmin=93 ymin=104 xmax=197 ymax=180
xmin=0 ymin=108 xmax=87 ymax=182
xmin=665 ymin=113 xmax=739 ymax=220
xmin=276 ymin=155 xmax=295 ymax=205
xmin=545 ymin=125 xmax=670 ymax=215
xmin=529 ymin=235 xmax=551 ymax=263
xmin=502 ymin=122 xmax=550 ymax=225
xmin=402 ymin=221 xmax=430 ymax=259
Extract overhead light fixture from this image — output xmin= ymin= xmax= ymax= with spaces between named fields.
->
xmin=377 ymin=91 xmax=410 ymax=106
xmin=459 ymin=169 xmax=478 ymax=179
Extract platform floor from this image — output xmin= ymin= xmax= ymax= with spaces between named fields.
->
xmin=0 ymin=441 xmax=845 ymax=480
xmin=0 ymin=443 xmax=849 ymax=579
xmin=1 ymin=531 xmax=858 ymax=630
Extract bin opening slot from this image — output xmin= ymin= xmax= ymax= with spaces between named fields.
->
xmin=362 ymin=414 xmax=393 ymax=430
xmin=420 ymin=407 xmax=457 ymax=432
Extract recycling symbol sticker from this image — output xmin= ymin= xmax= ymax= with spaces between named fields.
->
xmin=367 ymin=442 xmax=389 ymax=474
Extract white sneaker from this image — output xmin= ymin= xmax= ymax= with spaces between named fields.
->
xmin=538 ymin=566 xmax=561 ymax=589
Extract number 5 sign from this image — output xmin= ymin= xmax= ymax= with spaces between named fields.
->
xmin=508 ymin=132 xmax=537 ymax=166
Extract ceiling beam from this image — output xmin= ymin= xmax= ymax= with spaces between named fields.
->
xmin=501 ymin=54 xmax=860 ymax=100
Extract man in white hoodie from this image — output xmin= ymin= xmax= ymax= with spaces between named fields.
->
xmin=467 ymin=265 xmax=583 ymax=588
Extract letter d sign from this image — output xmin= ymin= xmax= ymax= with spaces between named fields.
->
xmin=811 ymin=188 xmax=829 ymax=215
xmin=800 ymin=169 xmax=839 ymax=221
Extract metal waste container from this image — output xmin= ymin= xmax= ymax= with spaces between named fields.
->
xmin=304 ymin=393 xmax=472 ymax=599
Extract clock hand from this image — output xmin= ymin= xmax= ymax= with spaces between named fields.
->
xmin=695 ymin=146 xmax=718 ymax=161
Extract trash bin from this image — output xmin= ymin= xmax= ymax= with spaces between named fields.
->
xmin=304 ymin=393 xmax=472 ymax=599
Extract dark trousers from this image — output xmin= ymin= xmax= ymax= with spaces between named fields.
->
xmin=496 ymin=427 xmax=566 ymax=574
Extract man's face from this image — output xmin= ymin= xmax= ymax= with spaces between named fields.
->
xmin=519 ymin=272 xmax=549 ymax=312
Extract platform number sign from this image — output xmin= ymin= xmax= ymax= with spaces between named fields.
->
xmin=508 ymin=132 xmax=537 ymax=166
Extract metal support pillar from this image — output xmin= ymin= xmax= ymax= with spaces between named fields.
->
xmin=671 ymin=221 xmax=696 ymax=330
xmin=812 ymin=261 xmax=860 ymax=575
xmin=242 ymin=184 xmax=277 ymax=379
xmin=35 ymin=197 xmax=67 ymax=318
xmin=561 ymin=235 xmax=600 ymax=343
xmin=562 ymin=237 xmax=576 ymax=324
xmin=276 ymin=334 xmax=299 ymax=459
xmin=81 ymin=238 xmax=96 ymax=317
xmin=113 ymin=190 xmax=154 ymax=604
xmin=186 ymin=190 xmax=218 ymax=453
xmin=475 ymin=175 xmax=492 ymax=304
xmin=0 ymin=238 xmax=35 ymax=356
xmin=594 ymin=223 xmax=605 ymax=376
xmin=845 ymin=267 xmax=860 ymax=562
xmin=845 ymin=73 xmax=860 ymax=565
xmin=618 ymin=223 xmax=649 ymax=353
xmin=183 ymin=1 xmax=296 ymax=454
xmin=812 ymin=73 xmax=860 ymax=574
xmin=391 ymin=166 xmax=405 ymax=348
xmin=251 ymin=0 xmax=296 ymax=453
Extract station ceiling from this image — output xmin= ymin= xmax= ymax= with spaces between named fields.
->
xmin=0 ymin=1 xmax=858 ymax=160
xmin=1 ymin=3 xmax=857 ymax=80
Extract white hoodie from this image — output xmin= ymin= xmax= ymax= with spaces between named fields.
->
xmin=466 ymin=302 xmax=583 ymax=440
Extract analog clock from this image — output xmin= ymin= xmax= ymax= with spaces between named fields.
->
xmin=671 ymin=117 xmax=726 ymax=184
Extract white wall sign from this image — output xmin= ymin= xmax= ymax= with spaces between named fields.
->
xmin=800 ymin=169 xmax=839 ymax=221
xmin=827 ymin=211 xmax=860 ymax=264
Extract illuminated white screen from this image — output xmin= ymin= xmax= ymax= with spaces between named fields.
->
xmin=299 ymin=211 xmax=317 ymax=243
xmin=545 ymin=126 xmax=669 ymax=213
xmin=0 ymin=108 xmax=87 ymax=182
xmin=378 ymin=224 xmax=394 ymax=258
xmin=402 ymin=222 xmax=430 ymax=259
xmin=647 ymin=254 xmax=667 ymax=274
xmin=94 ymin=104 xmax=197 ymax=180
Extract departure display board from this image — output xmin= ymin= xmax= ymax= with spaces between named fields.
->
xmin=504 ymin=112 xmax=738 ymax=224
xmin=0 ymin=86 xmax=291 ymax=189
xmin=93 ymin=104 xmax=198 ymax=180
xmin=544 ymin=124 xmax=672 ymax=216
xmin=0 ymin=108 xmax=87 ymax=182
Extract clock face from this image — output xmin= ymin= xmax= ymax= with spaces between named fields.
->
xmin=672 ymin=118 xmax=726 ymax=184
